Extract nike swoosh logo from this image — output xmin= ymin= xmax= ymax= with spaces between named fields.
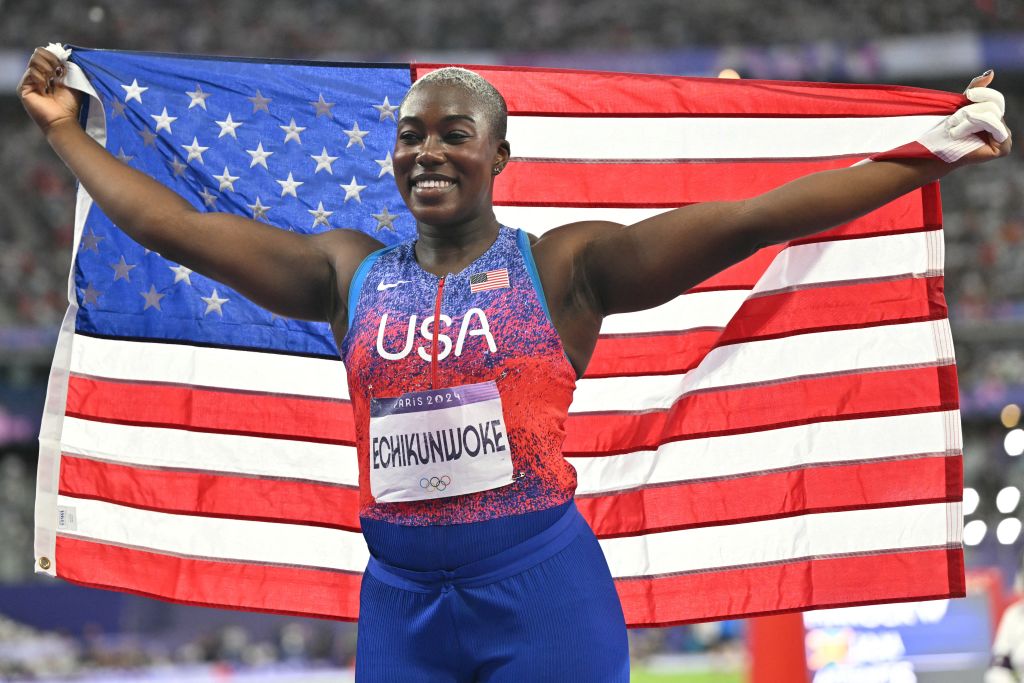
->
xmin=377 ymin=281 xmax=409 ymax=291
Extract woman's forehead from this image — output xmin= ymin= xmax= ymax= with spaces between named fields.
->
xmin=400 ymin=84 xmax=485 ymax=120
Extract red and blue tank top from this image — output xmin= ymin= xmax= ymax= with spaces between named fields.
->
xmin=340 ymin=226 xmax=578 ymax=527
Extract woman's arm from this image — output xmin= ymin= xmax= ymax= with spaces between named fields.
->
xmin=19 ymin=47 xmax=382 ymax=322
xmin=578 ymin=73 xmax=1012 ymax=316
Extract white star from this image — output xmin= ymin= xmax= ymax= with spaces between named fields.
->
xmin=276 ymin=172 xmax=304 ymax=198
xmin=201 ymin=288 xmax=229 ymax=316
xmin=168 ymin=156 xmax=188 ymax=177
xmin=308 ymin=201 xmax=334 ymax=228
xmin=140 ymin=285 xmax=166 ymax=311
xmin=181 ymin=137 xmax=209 ymax=164
xmin=138 ymin=127 xmax=157 ymax=147
xmin=109 ymin=97 xmax=126 ymax=118
xmin=215 ymin=112 xmax=243 ymax=139
xmin=115 ymin=147 xmax=134 ymax=163
xmin=246 ymin=141 xmax=273 ymax=169
xmin=372 ymin=206 xmax=397 ymax=232
xmin=374 ymin=151 xmax=394 ymax=177
xmin=249 ymin=89 xmax=271 ymax=113
xmin=81 ymin=283 xmax=102 ymax=306
xmin=280 ymin=118 xmax=306 ymax=144
xmin=198 ymin=186 xmax=218 ymax=208
xmin=213 ymin=166 xmax=239 ymax=192
xmin=120 ymin=79 xmax=148 ymax=103
xmin=310 ymin=93 xmax=335 ymax=118
xmin=343 ymin=121 xmax=369 ymax=149
xmin=247 ymin=196 xmax=271 ymax=220
xmin=186 ymin=84 xmax=211 ymax=110
xmin=373 ymin=96 xmax=399 ymax=122
xmin=340 ymin=176 xmax=367 ymax=203
xmin=151 ymin=107 xmax=177 ymax=133
xmin=169 ymin=263 xmax=193 ymax=285
xmin=110 ymin=255 xmax=137 ymax=282
xmin=310 ymin=147 xmax=338 ymax=174
xmin=80 ymin=228 xmax=104 ymax=253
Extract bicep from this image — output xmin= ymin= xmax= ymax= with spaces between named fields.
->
xmin=582 ymin=201 xmax=758 ymax=315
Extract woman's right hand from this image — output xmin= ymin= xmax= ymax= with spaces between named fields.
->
xmin=18 ymin=46 xmax=82 ymax=136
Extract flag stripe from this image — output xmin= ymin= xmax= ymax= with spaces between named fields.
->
xmin=496 ymin=186 xmax=940 ymax=237
xmin=563 ymin=364 xmax=959 ymax=456
xmin=59 ymin=455 xmax=361 ymax=532
xmin=55 ymin=535 xmax=362 ymax=621
xmin=578 ymin=455 xmax=960 ymax=538
xmin=506 ymin=115 xmax=946 ymax=160
xmin=57 ymin=493 xmax=953 ymax=579
xmin=60 ymin=416 xmax=359 ymax=485
xmin=57 ymin=495 xmax=368 ymax=572
xmin=414 ymin=64 xmax=966 ymax=118
xmin=590 ymin=277 xmax=946 ymax=377
xmin=571 ymin=410 xmax=961 ymax=495
xmin=599 ymin=502 xmax=957 ymax=578
xmin=60 ymin=451 xmax=957 ymax=540
xmin=615 ymin=548 xmax=964 ymax=628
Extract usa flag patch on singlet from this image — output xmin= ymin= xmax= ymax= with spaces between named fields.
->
xmin=469 ymin=268 xmax=510 ymax=293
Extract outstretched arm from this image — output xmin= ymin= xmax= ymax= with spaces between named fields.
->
xmin=19 ymin=47 xmax=382 ymax=322
xmin=580 ymin=73 xmax=1012 ymax=316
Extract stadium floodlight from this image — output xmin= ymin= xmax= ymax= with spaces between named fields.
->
xmin=963 ymin=520 xmax=988 ymax=546
xmin=996 ymin=486 xmax=1021 ymax=514
xmin=962 ymin=487 xmax=980 ymax=515
xmin=1006 ymin=429 xmax=1024 ymax=457
xmin=997 ymin=518 xmax=1022 ymax=545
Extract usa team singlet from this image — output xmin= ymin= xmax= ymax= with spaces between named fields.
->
xmin=341 ymin=226 xmax=630 ymax=682
xmin=340 ymin=225 xmax=578 ymax=526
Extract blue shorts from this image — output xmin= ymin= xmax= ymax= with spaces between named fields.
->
xmin=355 ymin=502 xmax=630 ymax=682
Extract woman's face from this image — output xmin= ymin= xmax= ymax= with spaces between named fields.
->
xmin=393 ymin=83 xmax=509 ymax=228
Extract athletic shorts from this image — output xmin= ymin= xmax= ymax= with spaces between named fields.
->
xmin=355 ymin=501 xmax=630 ymax=682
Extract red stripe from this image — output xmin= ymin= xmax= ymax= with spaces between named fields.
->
xmin=578 ymin=456 xmax=961 ymax=538
xmin=414 ymin=64 xmax=965 ymax=117
xmin=564 ymin=364 xmax=960 ymax=456
xmin=615 ymin=547 xmax=964 ymax=627
xmin=871 ymin=140 xmax=936 ymax=162
xmin=58 ymin=455 xmax=361 ymax=532
xmin=587 ymin=276 xmax=947 ymax=377
xmin=55 ymin=536 xmax=361 ymax=621
xmin=65 ymin=375 xmax=355 ymax=445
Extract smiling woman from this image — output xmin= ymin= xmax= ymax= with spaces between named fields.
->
xmin=18 ymin=44 xmax=1012 ymax=682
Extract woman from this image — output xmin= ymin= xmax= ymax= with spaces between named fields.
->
xmin=20 ymin=47 xmax=1011 ymax=682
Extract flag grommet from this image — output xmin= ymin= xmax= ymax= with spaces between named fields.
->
xmin=38 ymin=557 xmax=51 ymax=570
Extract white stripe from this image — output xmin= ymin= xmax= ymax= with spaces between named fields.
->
xmin=601 ymin=290 xmax=747 ymax=335
xmin=57 ymin=495 xmax=369 ymax=572
xmin=70 ymin=334 xmax=348 ymax=399
xmin=571 ymin=319 xmax=952 ymax=413
xmin=600 ymin=502 xmax=956 ymax=578
xmin=753 ymin=231 xmax=937 ymax=295
xmin=61 ymin=417 xmax=359 ymax=486
xmin=508 ymin=115 xmax=946 ymax=161
xmin=571 ymin=411 xmax=960 ymax=495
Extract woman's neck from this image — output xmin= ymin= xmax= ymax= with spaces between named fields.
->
xmin=414 ymin=215 xmax=501 ymax=277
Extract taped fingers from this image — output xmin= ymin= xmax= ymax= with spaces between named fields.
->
xmin=963 ymin=86 xmax=1006 ymax=115
xmin=947 ymin=102 xmax=1010 ymax=143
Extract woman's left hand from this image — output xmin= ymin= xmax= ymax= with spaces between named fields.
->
xmin=954 ymin=70 xmax=1012 ymax=165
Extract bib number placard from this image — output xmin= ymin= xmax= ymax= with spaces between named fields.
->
xmin=368 ymin=381 xmax=513 ymax=502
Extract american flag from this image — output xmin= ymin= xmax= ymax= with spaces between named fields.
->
xmin=468 ymin=268 xmax=510 ymax=293
xmin=35 ymin=47 xmax=965 ymax=627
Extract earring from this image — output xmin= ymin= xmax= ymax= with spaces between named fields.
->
xmin=493 ymin=166 xmax=501 ymax=175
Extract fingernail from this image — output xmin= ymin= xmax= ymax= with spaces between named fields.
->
xmin=983 ymin=69 xmax=993 ymax=76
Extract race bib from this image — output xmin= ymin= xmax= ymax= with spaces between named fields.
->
xmin=368 ymin=380 xmax=514 ymax=502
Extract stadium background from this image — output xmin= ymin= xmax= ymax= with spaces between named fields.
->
xmin=0 ymin=1 xmax=1021 ymax=681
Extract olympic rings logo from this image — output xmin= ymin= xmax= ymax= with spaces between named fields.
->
xmin=420 ymin=475 xmax=452 ymax=492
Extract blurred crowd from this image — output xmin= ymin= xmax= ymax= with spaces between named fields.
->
xmin=1 ymin=0 xmax=1022 ymax=56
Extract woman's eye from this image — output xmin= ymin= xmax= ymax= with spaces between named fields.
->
xmin=399 ymin=132 xmax=420 ymax=143
xmin=445 ymin=132 xmax=469 ymax=141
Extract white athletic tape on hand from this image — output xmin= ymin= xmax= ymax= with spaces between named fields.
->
xmin=963 ymin=86 xmax=1005 ymax=115
xmin=947 ymin=101 xmax=1010 ymax=143
xmin=44 ymin=42 xmax=72 ymax=64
